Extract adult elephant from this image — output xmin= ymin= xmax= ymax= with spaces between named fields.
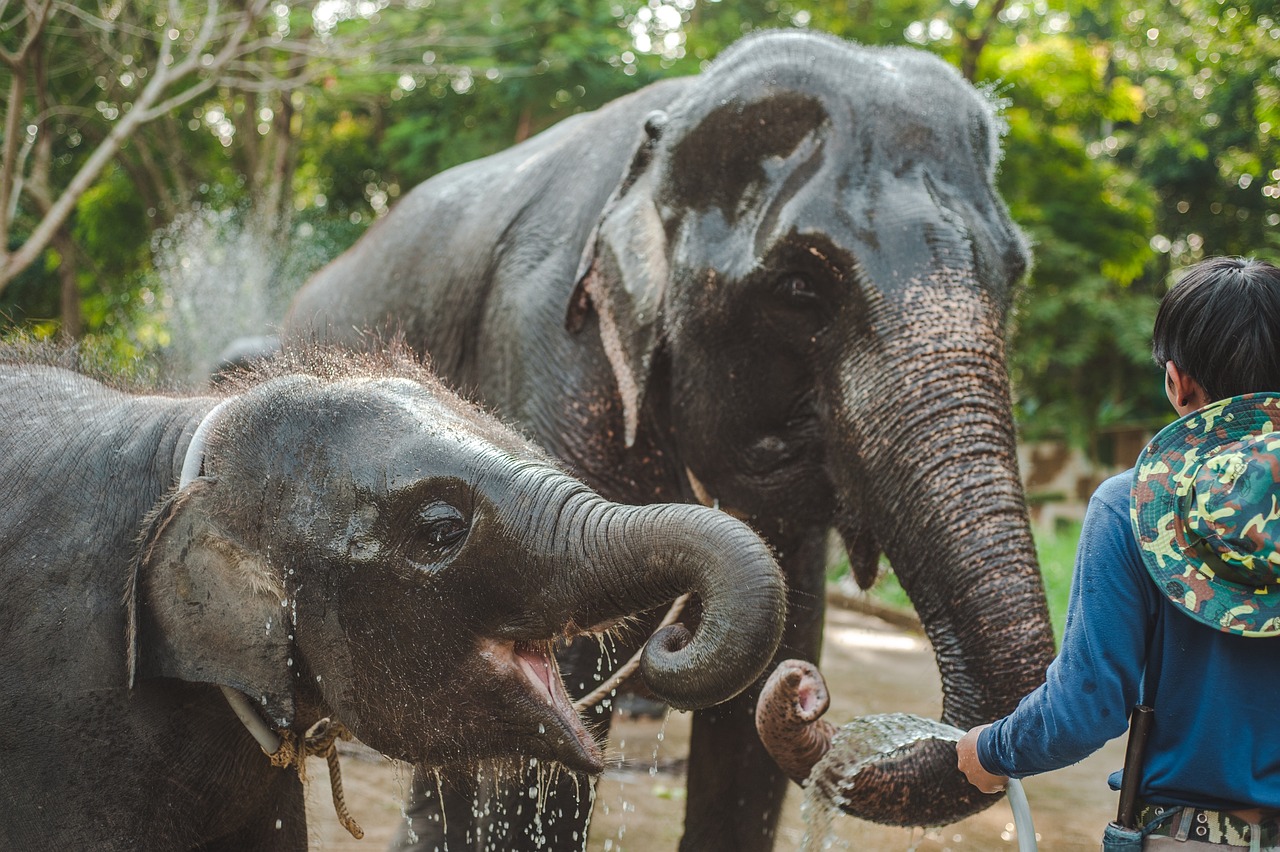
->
xmin=286 ymin=29 xmax=1056 ymax=851
xmin=0 ymin=346 xmax=784 ymax=851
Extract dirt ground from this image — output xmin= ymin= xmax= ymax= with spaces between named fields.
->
xmin=304 ymin=603 xmax=1125 ymax=851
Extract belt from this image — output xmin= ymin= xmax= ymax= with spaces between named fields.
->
xmin=1138 ymin=803 xmax=1280 ymax=848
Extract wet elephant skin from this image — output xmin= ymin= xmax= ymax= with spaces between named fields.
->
xmin=0 ymin=347 xmax=783 ymax=851
xmin=285 ymin=29 xmax=1056 ymax=852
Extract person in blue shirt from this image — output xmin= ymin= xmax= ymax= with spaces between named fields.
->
xmin=956 ymin=256 xmax=1280 ymax=850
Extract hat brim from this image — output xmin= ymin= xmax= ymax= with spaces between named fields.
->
xmin=1131 ymin=393 xmax=1280 ymax=637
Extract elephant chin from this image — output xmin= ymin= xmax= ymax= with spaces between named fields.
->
xmin=371 ymin=639 xmax=604 ymax=778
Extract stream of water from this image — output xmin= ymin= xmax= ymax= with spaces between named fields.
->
xmin=800 ymin=713 xmax=965 ymax=852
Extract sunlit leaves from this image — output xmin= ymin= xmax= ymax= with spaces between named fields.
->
xmin=987 ymin=37 xmax=1144 ymax=125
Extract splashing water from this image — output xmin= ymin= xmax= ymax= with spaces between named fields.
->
xmin=799 ymin=713 xmax=964 ymax=852
xmin=141 ymin=205 xmax=351 ymax=387
xmin=648 ymin=706 xmax=672 ymax=778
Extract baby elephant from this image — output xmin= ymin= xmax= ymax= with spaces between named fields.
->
xmin=0 ymin=347 xmax=786 ymax=851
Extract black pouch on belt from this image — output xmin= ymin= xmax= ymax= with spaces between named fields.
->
xmin=1103 ymin=704 xmax=1157 ymax=851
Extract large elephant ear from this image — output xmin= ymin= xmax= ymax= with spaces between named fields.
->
xmin=569 ymin=111 xmax=671 ymax=449
xmin=127 ymin=480 xmax=294 ymax=726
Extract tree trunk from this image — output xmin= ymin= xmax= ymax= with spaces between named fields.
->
xmin=54 ymin=228 xmax=81 ymax=339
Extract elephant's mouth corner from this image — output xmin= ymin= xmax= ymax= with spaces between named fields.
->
xmin=482 ymin=638 xmax=605 ymax=775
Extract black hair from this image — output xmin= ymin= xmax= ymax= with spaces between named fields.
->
xmin=1151 ymin=256 xmax=1280 ymax=401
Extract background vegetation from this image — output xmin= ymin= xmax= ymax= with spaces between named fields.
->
xmin=2 ymin=0 xmax=1278 ymax=446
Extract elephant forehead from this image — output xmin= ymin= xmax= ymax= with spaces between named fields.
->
xmin=329 ymin=377 xmax=546 ymax=484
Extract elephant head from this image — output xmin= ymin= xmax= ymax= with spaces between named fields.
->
xmin=574 ymin=32 xmax=1054 ymax=822
xmin=127 ymin=350 xmax=786 ymax=776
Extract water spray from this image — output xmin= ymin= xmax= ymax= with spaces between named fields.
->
xmin=805 ymin=713 xmax=1037 ymax=852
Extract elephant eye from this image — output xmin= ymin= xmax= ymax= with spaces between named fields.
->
xmin=780 ymin=274 xmax=819 ymax=303
xmin=418 ymin=501 xmax=468 ymax=549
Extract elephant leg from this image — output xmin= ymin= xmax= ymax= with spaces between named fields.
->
xmin=392 ymin=635 xmax=620 ymax=852
xmin=680 ymin=531 xmax=827 ymax=852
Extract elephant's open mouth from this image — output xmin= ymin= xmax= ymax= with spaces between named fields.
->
xmin=514 ymin=641 xmax=568 ymax=707
xmin=494 ymin=639 xmax=604 ymax=774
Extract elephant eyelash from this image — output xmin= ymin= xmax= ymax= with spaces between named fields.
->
xmin=416 ymin=501 xmax=469 ymax=549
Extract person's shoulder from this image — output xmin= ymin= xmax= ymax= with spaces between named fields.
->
xmin=1090 ymin=468 xmax=1137 ymax=515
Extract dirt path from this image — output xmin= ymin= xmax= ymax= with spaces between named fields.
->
xmin=304 ymin=604 xmax=1125 ymax=851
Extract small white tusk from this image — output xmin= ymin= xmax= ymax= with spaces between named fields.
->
xmin=685 ymin=466 xmax=715 ymax=508
xmin=220 ymin=685 xmax=282 ymax=755
xmin=179 ymin=397 xmax=237 ymax=488
xmin=684 ymin=466 xmax=747 ymax=520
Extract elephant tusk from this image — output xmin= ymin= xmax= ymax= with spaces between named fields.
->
xmin=220 ymin=684 xmax=282 ymax=755
xmin=179 ymin=399 xmax=280 ymax=752
xmin=684 ymin=466 xmax=748 ymax=520
xmin=179 ymin=403 xmax=304 ymax=764
xmin=178 ymin=397 xmax=237 ymax=489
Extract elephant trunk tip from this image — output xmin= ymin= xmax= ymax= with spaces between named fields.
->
xmin=756 ymin=659 xmax=839 ymax=785
xmin=637 ymin=623 xmax=709 ymax=710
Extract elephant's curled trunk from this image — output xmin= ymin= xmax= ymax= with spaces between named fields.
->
xmin=522 ymin=480 xmax=788 ymax=711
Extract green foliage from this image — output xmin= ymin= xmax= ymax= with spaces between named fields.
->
xmin=4 ymin=0 xmax=1276 ymax=454
xmin=989 ymin=36 xmax=1141 ymax=127
xmin=74 ymin=167 xmax=150 ymax=277
xmin=1033 ymin=521 xmax=1083 ymax=645
xmin=0 ymin=242 xmax=60 ymax=327
xmin=998 ymin=104 xmax=1165 ymax=444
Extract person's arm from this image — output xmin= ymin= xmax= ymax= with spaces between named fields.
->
xmin=965 ymin=475 xmax=1156 ymax=780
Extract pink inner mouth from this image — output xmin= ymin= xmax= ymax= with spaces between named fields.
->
xmin=516 ymin=643 xmax=557 ymax=700
xmin=475 ymin=638 xmax=605 ymax=773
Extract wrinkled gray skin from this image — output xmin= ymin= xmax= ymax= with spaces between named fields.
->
xmin=756 ymin=659 xmax=840 ymax=788
xmin=0 ymin=350 xmax=784 ymax=851
xmin=286 ymin=30 xmax=1056 ymax=851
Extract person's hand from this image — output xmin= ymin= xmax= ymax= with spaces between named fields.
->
xmin=956 ymin=724 xmax=1008 ymax=794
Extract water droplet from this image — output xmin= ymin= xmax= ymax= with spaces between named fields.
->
xmin=275 ymin=819 xmax=282 ymax=829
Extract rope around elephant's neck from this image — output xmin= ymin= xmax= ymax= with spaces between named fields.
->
xmin=266 ymin=717 xmax=364 ymax=840
xmin=572 ymin=594 xmax=690 ymax=712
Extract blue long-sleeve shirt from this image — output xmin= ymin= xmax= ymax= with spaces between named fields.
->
xmin=977 ymin=470 xmax=1280 ymax=810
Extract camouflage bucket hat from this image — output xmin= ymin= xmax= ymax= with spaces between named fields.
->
xmin=1131 ymin=393 xmax=1280 ymax=637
